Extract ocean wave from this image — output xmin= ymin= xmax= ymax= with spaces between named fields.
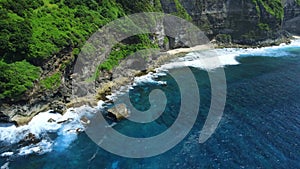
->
xmin=159 ymin=39 xmax=300 ymax=71
xmin=18 ymin=139 xmax=52 ymax=156
xmin=0 ymin=104 xmax=102 ymax=156
xmin=237 ymin=39 xmax=300 ymax=58
xmin=159 ymin=50 xmax=240 ymax=71
xmin=133 ymin=72 xmax=167 ymax=86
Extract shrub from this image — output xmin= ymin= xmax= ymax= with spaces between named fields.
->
xmin=40 ymin=72 xmax=62 ymax=90
xmin=0 ymin=60 xmax=41 ymax=99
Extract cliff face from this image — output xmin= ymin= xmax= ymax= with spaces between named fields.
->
xmin=283 ymin=0 xmax=300 ymax=35
xmin=160 ymin=0 xmax=285 ymax=45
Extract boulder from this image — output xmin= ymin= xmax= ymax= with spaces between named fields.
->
xmin=19 ymin=133 xmax=40 ymax=146
xmin=47 ymin=118 xmax=56 ymax=123
xmin=57 ymin=118 xmax=73 ymax=124
xmin=80 ymin=116 xmax=90 ymax=125
xmin=107 ymin=104 xmax=130 ymax=121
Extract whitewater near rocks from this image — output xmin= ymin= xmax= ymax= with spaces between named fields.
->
xmin=0 ymin=39 xmax=299 ymax=160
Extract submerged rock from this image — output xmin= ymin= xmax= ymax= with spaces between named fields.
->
xmin=107 ymin=104 xmax=130 ymax=121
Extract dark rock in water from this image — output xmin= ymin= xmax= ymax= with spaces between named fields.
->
xmin=80 ymin=116 xmax=90 ymax=125
xmin=0 ymin=112 xmax=10 ymax=123
xmin=76 ymin=128 xmax=83 ymax=133
xmin=19 ymin=133 xmax=40 ymax=146
xmin=47 ymin=118 xmax=56 ymax=123
xmin=107 ymin=104 xmax=130 ymax=121
xmin=57 ymin=118 xmax=73 ymax=124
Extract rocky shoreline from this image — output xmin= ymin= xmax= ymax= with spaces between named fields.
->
xmin=0 ymin=36 xmax=293 ymax=126
xmin=0 ymin=43 xmax=214 ymax=126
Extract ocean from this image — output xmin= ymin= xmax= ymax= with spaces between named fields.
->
xmin=0 ymin=40 xmax=299 ymax=169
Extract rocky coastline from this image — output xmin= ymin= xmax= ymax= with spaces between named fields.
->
xmin=0 ymin=34 xmax=294 ymax=126
xmin=0 ymin=42 xmax=216 ymax=126
xmin=1 ymin=0 xmax=300 ymax=126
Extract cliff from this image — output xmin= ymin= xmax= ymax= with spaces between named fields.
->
xmin=159 ymin=0 xmax=286 ymax=45
xmin=283 ymin=0 xmax=300 ymax=35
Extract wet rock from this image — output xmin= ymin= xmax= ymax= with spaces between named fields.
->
xmin=19 ymin=133 xmax=40 ymax=146
xmin=66 ymin=128 xmax=83 ymax=134
xmin=49 ymin=101 xmax=66 ymax=114
xmin=80 ymin=116 xmax=90 ymax=125
xmin=76 ymin=128 xmax=83 ymax=133
xmin=47 ymin=118 xmax=56 ymax=123
xmin=57 ymin=118 xmax=73 ymax=124
xmin=107 ymin=104 xmax=130 ymax=121
xmin=96 ymin=82 xmax=114 ymax=101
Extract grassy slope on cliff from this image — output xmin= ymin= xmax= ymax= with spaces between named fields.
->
xmin=0 ymin=0 xmax=124 ymax=101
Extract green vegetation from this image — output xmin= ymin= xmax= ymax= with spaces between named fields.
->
xmin=116 ymin=0 xmax=162 ymax=13
xmin=173 ymin=0 xmax=192 ymax=21
xmin=258 ymin=23 xmax=270 ymax=31
xmin=40 ymin=72 xmax=62 ymax=90
xmin=0 ymin=60 xmax=41 ymax=100
xmin=215 ymin=34 xmax=232 ymax=44
xmin=0 ymin=0 xmax=285 ymax=101
xmin=100 ymin=41 xmax=158 ymax=71
xmin=0 ymin=0 xmax=125 ymax=64
xmin=252 ymin=0 xmax=284 ymax=21
xmin=0 ymin=0 xmax=165 ymax=100
xmin=252 ymin=0 xmax=283 ymax=34
xmin=163 ymin=36 xmax=169 ymax=46
xmin=297 ymin=0 xmax=300 ymax=6
xmin=0 ymin=0 xmax=133 ymax=100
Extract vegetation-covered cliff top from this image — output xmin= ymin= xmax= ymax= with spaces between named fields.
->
xmin=0 ymin=0 xmax=295 ymax=102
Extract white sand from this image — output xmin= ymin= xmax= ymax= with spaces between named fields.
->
xmin=166 ymin=44 xmax=214 ymax=55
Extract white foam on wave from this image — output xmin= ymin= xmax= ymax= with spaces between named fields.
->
xmin=1 ymin=152 xmax=13 ymax=157
xmin=0 ymin=162 xmax=9 ymax=169
xmin=133 ymin=72 xmax=167 ymax=86
xmin=0 ymin=103 xmax=103 ymax=156
xmin=0 ymin=111 xmax=62 ymax=145
xmin=238 ymin=39 xmax=300 ymax=58
xmin=159 ymin=50 xmax=240 ymax=71
xmin=18 ymin=139 xmax=52 ymax=156
xmin=159 ymin=39 xmax=300 ymax=71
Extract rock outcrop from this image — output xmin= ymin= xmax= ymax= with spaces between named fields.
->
xmin=283 ymin=0 xmax=300 ymax=35
xmin=107 ymin=104 xmax=130 ymax=121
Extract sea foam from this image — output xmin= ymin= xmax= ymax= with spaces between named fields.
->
xmin=159 ymin=39 xmax=300 ymax=71
xmin=0 ymin=104 xmax=102 ymax=156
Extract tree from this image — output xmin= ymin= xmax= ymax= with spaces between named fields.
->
xmin=0 ymin=8 xmax=32 ymax=63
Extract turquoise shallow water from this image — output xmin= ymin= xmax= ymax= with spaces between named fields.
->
xmin=1 ymin=45 xmax=300 ymax=169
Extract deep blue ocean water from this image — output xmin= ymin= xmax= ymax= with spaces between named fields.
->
xmin=1 ymin=45 xmax=300 ymax=169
